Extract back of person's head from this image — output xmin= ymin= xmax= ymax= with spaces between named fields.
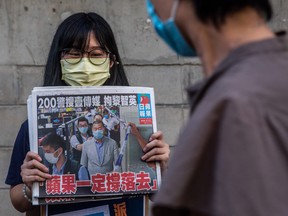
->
xmin=44 ymin=12 xmax=129 ymax=86
xmin=191 ymin=0 xmax=273 ymax=27
xmin=40 ymin=133 xmax=66 ymax=151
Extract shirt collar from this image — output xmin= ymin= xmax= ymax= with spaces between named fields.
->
xmin=95 ymin=137 xmax=105 ymax=146
xmin=186 ymin=31 xmax=288 ymax=113
xmin=52 ymin=158 xmax=67 ymax=174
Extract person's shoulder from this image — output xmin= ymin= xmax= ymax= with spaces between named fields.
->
xmin=14 ymin=119 xmax=30 ymax=147
xmin=66 ymin=158 xmax=80 ymax=174
xmin=207 ymin=58 xmax=288 ymax=108
xmin=22 ymin=119 xmax=29 ymax=127
xmin=70 ymin=134 xmax=77 ymax=139
xmin=206 ymin=82 xmax=255 ymax=108
xmin=19 ymin=119 xmax=29 ymax=132
xmin=204 ymin=61 xmax=265 ymax=102
xmin=68 ymin=158 xmax=80 ymax=168
xmin=84 ymin=138 xmax=94 ymax=145
xmin=104 ymin=136 xmax=116 ymax=144
xmin=192 ymin=78 xmax=256 ymax=118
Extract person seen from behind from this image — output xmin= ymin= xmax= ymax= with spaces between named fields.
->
xmin=146 ymin=0 xmax=288 ymax=215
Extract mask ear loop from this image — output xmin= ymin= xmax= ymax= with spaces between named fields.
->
xmin=171 ymin=0 xmax=179 ymax=20
xmin=54 ymin=148 xmax=61 ymax=158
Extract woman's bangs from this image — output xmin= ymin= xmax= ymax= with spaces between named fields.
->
xmin=63 ymin=22 xmax=93 ymax=50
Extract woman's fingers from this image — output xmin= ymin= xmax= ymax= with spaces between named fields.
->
xmin=21 ymin=151 xmax=52 ymax=188
xmin=142 ymin=131 xmax=170 ymax=170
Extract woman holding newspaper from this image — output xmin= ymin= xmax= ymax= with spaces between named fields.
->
xmin=6 ymin=12 xmax=170 ymax=214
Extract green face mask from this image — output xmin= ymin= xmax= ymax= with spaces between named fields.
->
xmin=61 ymin=58 xmax=111 ymax=86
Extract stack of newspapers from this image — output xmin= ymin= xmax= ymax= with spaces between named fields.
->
xmin=27 ymin=86 xmax=161 ymax=210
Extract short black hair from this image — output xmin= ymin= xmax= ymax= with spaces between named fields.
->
xmin=40 ymin=133 xmax=66 ymax=151
xmin=191 ymin=0 xmax=273 ymax=27
xmin=77 ymin=116 xmax=89 ymax=125
xmin=44 ymin=12 xmax=129 ymax=86
xmin=93 ymin=120 xmax=105 ymax=128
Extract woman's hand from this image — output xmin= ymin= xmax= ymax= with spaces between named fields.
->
xmin=128 ymin=122 xmax=170 ymax=170
xmin=142 ymin=131 xmax=170 ymax=170
xmin=21 ymin=151 xmax=52 ymax=189
xmin=10 ymin=151 xmax=52 ymax=213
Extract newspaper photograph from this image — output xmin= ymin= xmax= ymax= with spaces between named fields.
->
xmin=27 ymin=86 xmax=160 ymax=203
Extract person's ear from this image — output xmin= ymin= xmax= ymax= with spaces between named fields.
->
xmin=55 ymin=148 xmax=62 ymax=157
xmin=59 ymin=148 xmax=64 ymax=156
xmin=109 ymin=54 xmax=119 ymax=69
xmin=110 ymin=60 xmax=114 ymax=69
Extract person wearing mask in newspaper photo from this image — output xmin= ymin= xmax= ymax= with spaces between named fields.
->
xmin=70 ymin=116 xmax=92 ymax=163
xmin=102 ymin=109 xmax=120 ymax=133
xmin=102 ymin=107 xmax=121 ymax=147
xmin=40 ymin=133 xmax=81 ymax=179
xmin=93 ymin=112 xmax=109 ymax=136
xmin=81 ymin=120 xmax=120 ymax=176
xmin=146 ymin=0 xmax=288 ymax=215
xmin=93 ymin=113 xmax=103 ymax=122
xmin=5 ymin=12 xmax=170 ymax=215
xmin=84 ymin=107 xmax=95 ymax=125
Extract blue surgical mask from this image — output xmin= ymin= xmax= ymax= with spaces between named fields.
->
xmin=93 ymin=130 xmax=104 ymax=140
xmin=79 ymin=127 xmax=88 ymax=134
xmin=146 ymin=0 xmax=197 ymax=57
xmin=104 ymin=114 xmax=109 ymax=119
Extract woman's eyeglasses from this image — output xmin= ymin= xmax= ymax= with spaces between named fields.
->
xmin=61 ymin=48 xmax=111 ymax=66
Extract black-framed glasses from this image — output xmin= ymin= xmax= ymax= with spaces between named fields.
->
xmin=61 ymin=48 xmax=111 ymax=66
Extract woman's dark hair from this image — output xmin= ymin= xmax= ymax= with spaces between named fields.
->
xmin=191 ymin=0 xmax=273 ymax=27
xmin=44 ymin=12 xmax=129 ymax=86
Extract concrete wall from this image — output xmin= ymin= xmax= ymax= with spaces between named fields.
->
xmin=0 ymin=0 xmax=287 ymax=214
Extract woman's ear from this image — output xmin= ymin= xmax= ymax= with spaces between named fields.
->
xmin=109 ymin=60 xmax=114 ymax=69
xmin=109 ymin=54 xmax=119 ymax=69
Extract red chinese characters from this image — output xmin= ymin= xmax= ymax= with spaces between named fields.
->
xmin=91 ymin=173 xmax=106 ymax=193
xmin=45 ymin=171 xmax=157 ymax=195
xmin=107 ymin=172 xmax=121 ymax=192
xmin=136 ymin=171 xmax=151 ymax=191
xmin=46 ymin=175 xmax=77 ymax=195
xmin=91 ymin=171 xmax=156 ymax=193
xmin=46 ymin=175 xmax=61 ymax=195
xmin=121 ymin=172 xmax=136 ymax=192
xmin=61 ymin=175 xmax=77 ymax=194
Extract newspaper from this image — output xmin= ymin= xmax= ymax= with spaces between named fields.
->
xmin=27 ymin=86 xmax=160 ymax=205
